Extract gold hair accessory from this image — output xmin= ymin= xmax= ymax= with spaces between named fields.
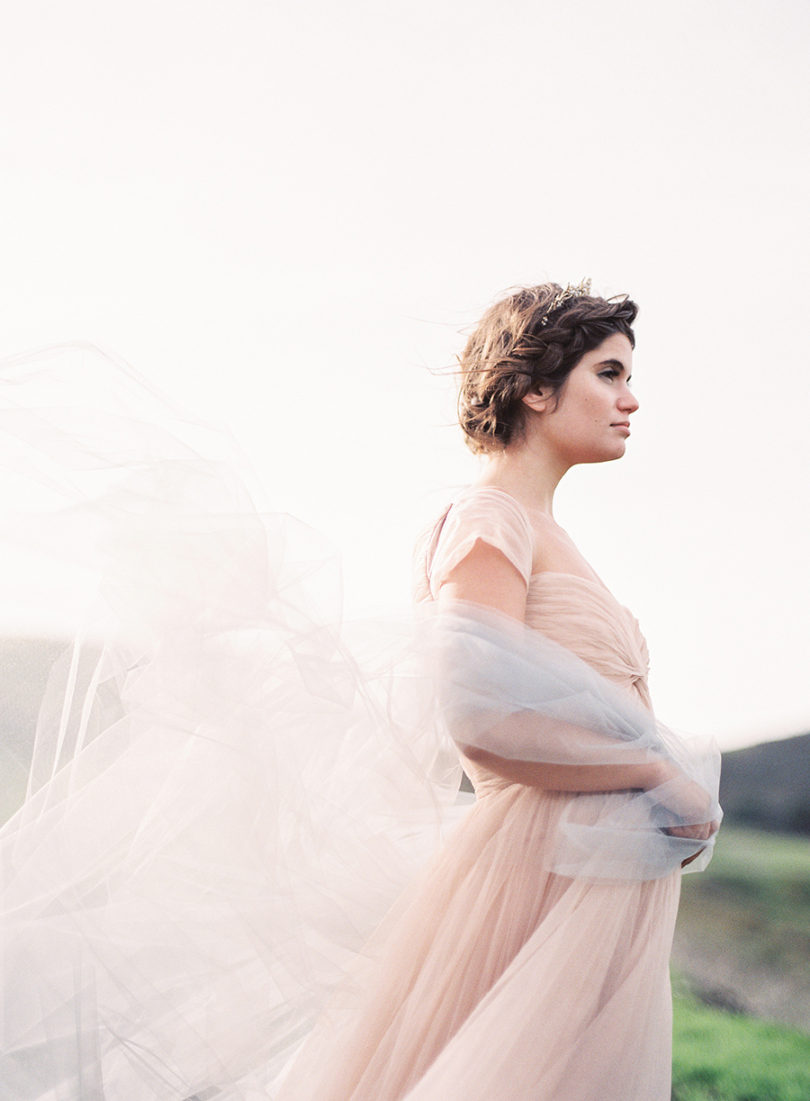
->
xmin=539 ymin=278 xmax=592 ymax=326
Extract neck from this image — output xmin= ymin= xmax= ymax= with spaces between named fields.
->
xmin=475 ymin=437 xmax=569 ymax=516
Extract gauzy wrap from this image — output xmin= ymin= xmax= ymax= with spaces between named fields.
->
xmin=0 ymin=344 xmax=720 ymax=1100
xmin=422 ymin=601 xmax=721 ymax=881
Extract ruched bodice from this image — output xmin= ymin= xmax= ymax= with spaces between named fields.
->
xmin=462 ymin=572 xmax=653 ymax=797
xmin=415 ymin=486 xmax=653 ymax=711
xmin=526 ymin=572 xmax=652 ymax=710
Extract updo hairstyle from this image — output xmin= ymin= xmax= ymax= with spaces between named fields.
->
xmin=457 ymin=284 xmax=638 ymax=454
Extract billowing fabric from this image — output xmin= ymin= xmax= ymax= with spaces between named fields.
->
xmin=0 ymin=346 xmax=462 ymax=1100
xmin=0 ymin=346 xmax=721 ymax=1100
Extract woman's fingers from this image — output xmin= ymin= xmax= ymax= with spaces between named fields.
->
xmin=666 ymin=822 xmax=716 ymax=841
xmin=669 ymin=818 xmax=721 ymax=866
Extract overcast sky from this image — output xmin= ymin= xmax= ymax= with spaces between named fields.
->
xmin=1 ymin=0 xmax=808 ymax=750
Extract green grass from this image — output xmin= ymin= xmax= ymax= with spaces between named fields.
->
xmin=702 ymin=825 xmax=810 ymax=888
xmin=673 ymin=826 xmax=810 ymax=1028
xmin=671 ymin=826 xmax=810 ymax=1099
xmin=672 ymin=993 xmax=810 ymax=1101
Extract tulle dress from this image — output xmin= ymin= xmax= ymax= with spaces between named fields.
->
xmin=0 ymin=348 xmax=719 ymax=1101
xmin=278 ymin=486 xmax=684 ymax=1101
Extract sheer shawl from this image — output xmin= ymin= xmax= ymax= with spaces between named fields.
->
xmin=0 ymin=345 xmax=719 ymax=1100
xmin=426 ymin=602 xmax=720 ymax=880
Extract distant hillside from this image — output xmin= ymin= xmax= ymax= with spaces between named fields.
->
xmin=2 ymin=636 xmax=809 ymax=834
xmin=673 ymin=825 xmax=810 ymax=1034
xmin=720 ymin=733 xmax=810 ymax=836
xmin=0 ymin=636 xmax=68 ymax=821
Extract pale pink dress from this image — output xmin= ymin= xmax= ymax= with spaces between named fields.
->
xmin=280 ymin=486 xmax=681 ymax=1101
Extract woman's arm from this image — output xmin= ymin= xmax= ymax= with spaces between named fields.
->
xmin=437 ymin=542 xmax=698 ymax=800
xmin=456 ymin=743 xmax=667 ymax=793
xmin=435 ymin=532 xmax=719 ymax=867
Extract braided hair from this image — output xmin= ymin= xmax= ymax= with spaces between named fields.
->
xmin=457 ymin=284 xmax=638 ymax=454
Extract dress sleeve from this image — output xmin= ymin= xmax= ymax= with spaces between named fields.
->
xmin=428 ymin=488 xmax=534 ymax=598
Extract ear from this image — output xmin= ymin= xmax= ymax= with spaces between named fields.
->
xmin=521 ymin=389 xmax=550 ymax=414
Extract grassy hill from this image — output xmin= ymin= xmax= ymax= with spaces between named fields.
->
xmin=720 ymin=733 xmax=810 ymax=835
xmin=673 ymin=826 xmax=810 ymax=1032
xmin=0 ymin=635 xmax=67 ymax=821
xmin=672 ymin=990 xmax=810 ymax=1101
xmin=671 ymin=825 xmax=810 ymax=1097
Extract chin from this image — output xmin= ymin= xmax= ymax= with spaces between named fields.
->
xmin=565 ymin=439 xmax=628 ymax=465
xmin=578 ymin=444 xmax=627 ymax=464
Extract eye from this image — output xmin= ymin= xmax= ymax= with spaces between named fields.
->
xmin=599 ymin=369 xmax=619 ymax=381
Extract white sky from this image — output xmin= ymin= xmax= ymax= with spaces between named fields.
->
xmin=0 ymin=0 xmax=808 ymax=750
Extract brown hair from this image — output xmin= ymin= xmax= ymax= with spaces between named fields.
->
xmin=457 ymin=283 xmax=638 ymax=454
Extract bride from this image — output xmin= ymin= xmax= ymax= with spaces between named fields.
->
xmin=0 ymin=281 xmax=720 ymax=1100
xmin=276 ymin=280 xmax=720 ymax=1100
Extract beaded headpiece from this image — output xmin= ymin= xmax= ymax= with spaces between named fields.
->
xmin=539 ymin=277 xmax=592 ymax=326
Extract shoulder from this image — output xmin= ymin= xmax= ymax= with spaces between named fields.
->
xmin=426 ymin=486 xmax=534 ymax=599
xmin=451 ymin=485 xmax=534 ymax=531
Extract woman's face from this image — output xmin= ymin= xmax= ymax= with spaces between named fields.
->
xmin=528 ymin=332 xmax=638 ymax=465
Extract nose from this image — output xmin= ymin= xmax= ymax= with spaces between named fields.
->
xmin=618 ymin=384 xmax=639 ymax=415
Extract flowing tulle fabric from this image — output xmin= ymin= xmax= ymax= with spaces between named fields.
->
xmin=0 ymin=346 xmax=720 ymax=1100
xmin=0 ymin=346 xmax=465 ymax=1100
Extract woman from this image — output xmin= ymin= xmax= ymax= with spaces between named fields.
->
xmin=277 ymin=281 xmax=720 ymax=1100
xmin=0 ymin=285 xmax=719 ymax=1100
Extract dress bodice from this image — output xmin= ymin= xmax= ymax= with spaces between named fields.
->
xmin=413 ymin=488 xmax=652 ymax=712
xmin=525 ymin=572 xmax=652 ymax=710
xmin=413 ymin=489 xmax=656 ymax=799
xmin=457 ymin=569 xmax=653 ymax=797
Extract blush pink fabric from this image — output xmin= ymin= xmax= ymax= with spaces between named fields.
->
xmin=279 ymin=487 xmax=681 ymax=1101
xmin=0 ymin=350 xmax=716 ymax=1100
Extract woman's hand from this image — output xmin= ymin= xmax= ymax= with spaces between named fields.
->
xmin=649 ymin=760 xmax=720 ymax=866
xmin=665 ymin=819 xmax=721 ymax=867
xmin=649 ymin=762 xmax=717 ymax=823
